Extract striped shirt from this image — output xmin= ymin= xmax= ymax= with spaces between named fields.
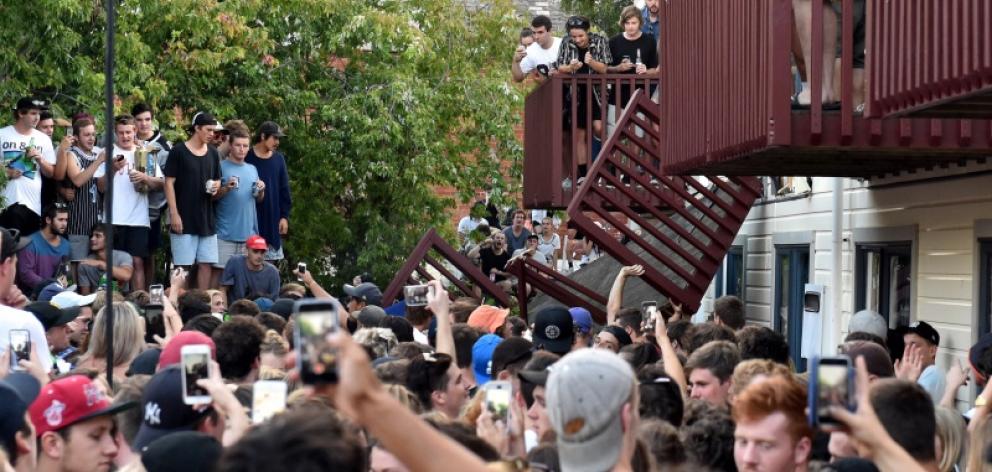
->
xmin=61 ymin=146 xmax=103 ymax=236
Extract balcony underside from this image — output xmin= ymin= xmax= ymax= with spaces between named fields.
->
xmin=882 ymin=87 xmax=992 ymax=120
xmin=664 ymin=113 xmax=992 ymax=177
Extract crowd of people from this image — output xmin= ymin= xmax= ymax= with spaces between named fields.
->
xmin=1 ymin=96 xmax=293 ymax=302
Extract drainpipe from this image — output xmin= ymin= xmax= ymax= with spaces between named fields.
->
xmin=829 ymin=177 xmax=844 ymax=355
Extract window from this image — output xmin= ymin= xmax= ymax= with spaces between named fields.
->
xmin=715 ymin=246 xmax=744 ymax=299
xmin=980 ymin=240 xmax=992 ymax=334
xmin=855 ymin=243 xmax=912 ymax=328
xmin=775 ymin=245 xmax=810 ymax=372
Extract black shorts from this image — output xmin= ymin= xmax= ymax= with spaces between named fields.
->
xmin=113 ymin=225 xmax=150 ymax=258
xmin=564 ymin=85 xmax=603 ymax=130
xmin=833 ymin=0 xmax=866 ymax=69
xmin=148 ymin=215 xmax=163 ymax=251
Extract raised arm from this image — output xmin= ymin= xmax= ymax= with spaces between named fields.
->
xmin=427 ymin=281 xmax=455 ymax=362
xmin=654 ymin=310 xmax=687 ymax=396
xmin=607 ymin=265 xmax=644 ymax=324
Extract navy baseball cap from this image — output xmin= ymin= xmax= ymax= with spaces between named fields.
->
xmin=532 ymin=307 xmax=574 ymax=355
xmin=905 ymin=321 xmax=940 ymax=346
xmin=0 ymin=373 xmax=40 ymax=450
xmin=133 ymin=367 xmax=213 ymax=451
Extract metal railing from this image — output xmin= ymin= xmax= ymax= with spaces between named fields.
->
xmin=523 ymin=73 xmax=661 ymax=209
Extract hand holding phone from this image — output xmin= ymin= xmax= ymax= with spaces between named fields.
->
xmin=296 ymin=262 xmax=307 ymax=282
xmin=403 ymin=284 xmax=430 ymax=307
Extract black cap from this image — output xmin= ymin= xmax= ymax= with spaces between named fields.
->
xmin=191 ymin=111 xmax=218 ymax=127
xmin=15 ymin=96 xmax=49 ymax=111
xmin=518 ymin=368 xmax=550 ymax=387
xmin=532 ymin=307 xmax=574 ymax=355
xmin=127 ymin=348 xmax=163 ymax=377
xmin=141 ymin=431 xmax=222 ymax=472
xmin=258 ymin=121 xmax=286 ymax=138
xmin=133 ymin=367 xmax=213 ymax=451
xmin=971 ymin=333 xmax=992 ymax=377
xmin=343 ymin=283 xmax=383 ymax=307
xmin=25 ymin=301 xmax=79 ymax=331
xmin=491 ymin=336 xmax=533 ymax=375
xmin=270 ymin=298 xmax=296 ymax=320
xmin=601 ymin=325 xmax=633 ymax=348
xmin=0 ymin=227 xmax=31 ymax=262
xmin=905 ymin=321 xmax=940 ymax=346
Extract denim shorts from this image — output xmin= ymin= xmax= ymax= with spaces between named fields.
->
xmin=169 ymin=234 xmax=219 ymax=266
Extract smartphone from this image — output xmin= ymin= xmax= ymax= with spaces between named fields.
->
xmin=297 ymin=262 xmax=306 ymax=282
xmin=252 ymin=380 xmax=288 ymax=424
xmin=148 ymin=284 xmax=164 ymax=306
xmin=66 ymin=126 xmax=73 ymax=137
xmin=114 ymin=154 xmax=125 ymax=163
xmin=641 ymin=301 xmax=658 ymax=327
xmin=8 ymin=330 xmax=30 ymax=371
xmin=808 ymin=356 xmax=855 ymax=429
xmin=294 ymin=299 xmax=340 ymax=384
xmin=485 ymin=380 xmax=513 ymax=422
xmin=181 ymin=344 xmax=213 ymax=405
xmin=404 ymin=284 xmax=431 ymax=307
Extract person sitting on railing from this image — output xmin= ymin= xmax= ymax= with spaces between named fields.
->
xmin=555 ymin=15 xmax=612 ymax=181
xmin=606 ymin=6 xmax=659 ymax=133
xmin=511 ymin=15 xmax=562 ymax=83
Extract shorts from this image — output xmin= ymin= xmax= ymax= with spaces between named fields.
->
xmin=264 ymin=244 xmax=284 ymax=262
xmin=113 ymin=225 xmax=150 ymax=258
xmin=832 ymin=0 xmax=866 ymax=69
xmin=169 ymin=233 xmax=219 ymax=266
xmin=563 ymin=85 xmax=603 ymax=130
xmin=69 ymin=234 xmax=90 ymax=261
xmin=148 ymin=215 xmax=163 ymax=252
xmin=215 ymin=239 xmax=245 ymax=269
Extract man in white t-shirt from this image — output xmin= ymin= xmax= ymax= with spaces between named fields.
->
xmin=511 ymin=15 xmax=563 ymax=82
xmin=0 ymin=97 xmax=57 ymax=236
xmin=0 ymin=227 xmax=53 ymax=373
xmin=94 ymin=115 xmax=163 ymax=292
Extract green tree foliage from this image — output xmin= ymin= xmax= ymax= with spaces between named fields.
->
xmin=560 ymin=0 xmax=629 ymax=37
xmin=0 ymin=0 xmax=524 ymax=288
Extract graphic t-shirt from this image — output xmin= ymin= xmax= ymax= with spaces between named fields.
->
xmin=520 ymin=37 xmax=563 ymax=74
xmin=94 ymin=145 xmax=160 ymax=227
xmin=216 ymin=159 xmax=261 ymax=242
xmin=164 ymin=142 xmax=221 ymax=236
xmin=0 ymin=126 xmax=56 ymax=215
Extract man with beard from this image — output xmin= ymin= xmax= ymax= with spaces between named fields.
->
xmin=16 ymin=204 xmax=70 ymax=293
xmin=641 ymin=0 xmax=660 ymax=39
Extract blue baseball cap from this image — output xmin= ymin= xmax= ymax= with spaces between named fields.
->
xmin=472 ymin=334 xmax=503 ymax=386
xmin=569 ymin=307 xmax=593 ymax=334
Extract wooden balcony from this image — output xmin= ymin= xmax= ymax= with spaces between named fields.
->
xmin=523 ymin=74 xmax=661 ymax=209
xmin=866 ymin=0 xmax=992 ymax=119
xmin=660 ymin=0 xmax=992 ymax=177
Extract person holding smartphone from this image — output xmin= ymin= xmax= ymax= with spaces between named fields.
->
xmin=211 ymin=122 xmax=265 ymax=289
xmin=0 ymin=226 xmax=53 ymax=373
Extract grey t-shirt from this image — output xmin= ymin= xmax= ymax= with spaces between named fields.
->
xmin=503 ymin=227 xmax=532 ymax=253
xmin=78 ymin=250 xmax=134 ymax=288
xmin=221 ymin=255 xmax=281 ymax=301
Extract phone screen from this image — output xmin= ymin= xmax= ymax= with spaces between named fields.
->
xmin=404 ymin=285 xmax=430 ymax=307
xmin=485 ymin=382 xmax=512 ymax=422
xmin=295 ymin=302 xmax=339 ymax=384
xmin=182 ymin=350 xmax=211 ymax=402
xmin=814 ymin=358 xmax=852 ymax=427
xmin=9 ymin=330 xmax=30 ymax=370
xmin=149 ymin=284 xmax=164 ymax=305
xmin=252 ymin=381 xmax=288 ymax=424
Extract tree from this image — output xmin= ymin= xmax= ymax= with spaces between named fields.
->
xmin=559 ymin=0 xmax=629 ymax=37
xmin=0 ymin=0 xmax=524 ymax=289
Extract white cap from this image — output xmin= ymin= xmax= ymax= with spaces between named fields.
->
xmin=50 ymin=290 xmax=97 ymax=310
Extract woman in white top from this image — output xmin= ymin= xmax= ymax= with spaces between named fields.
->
xmin=536 ymin=216 xmax=561 ymax=270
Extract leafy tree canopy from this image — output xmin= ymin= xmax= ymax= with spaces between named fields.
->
xmin=0 ymin=0 xmax=524 ymax=288
xmin=560 ymin=0 xmax=630 ymax=37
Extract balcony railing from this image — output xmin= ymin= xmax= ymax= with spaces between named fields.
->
xmin=523 ymin=73 xmax=661 ymax=209
xmin=866 ymin=0 xmax=992 ymax=118
xmin=659 ymin=0 xmax=992 ymax=177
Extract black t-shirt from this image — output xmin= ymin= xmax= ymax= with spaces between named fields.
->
xmin=164 ymin=142 xmax=221 ymax=235
xmin=608 ymin=33 xmax=659 ymax=106
xmin=480 ymin=247 xmax=511 ymax=282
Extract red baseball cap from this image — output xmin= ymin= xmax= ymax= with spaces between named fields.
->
xmin=246 ymin=235 xmax=267 ymax=251
xmin=29 ymin=375 xmax=135 ymax=437
xmin=158 ymin=331 xmax=217 ymax=370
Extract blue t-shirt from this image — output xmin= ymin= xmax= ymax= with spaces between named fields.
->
xmin=216 ymin=160 xmax=261 ymax=242
xmin=16 ymin=231 xmax=71 ymax=291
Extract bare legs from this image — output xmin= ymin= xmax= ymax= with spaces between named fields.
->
xmin=793 ymin=0 xmax=838 ymax=104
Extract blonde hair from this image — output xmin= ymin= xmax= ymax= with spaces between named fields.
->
xmin=620 ymin=5 xmax=643 ymax=27
xmin=729 ymin=359 xmax=793 ymax=397
xmin=935 ymin=406 xmax=965 ymax=472
xmin=81 ymin=302 xmax=145 ymax=368
xmin=260 ymin=330 xmax=289 ymax=356
xmin=384 ymin=383 xmax=423 ymax=414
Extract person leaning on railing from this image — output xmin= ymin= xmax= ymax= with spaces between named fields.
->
xmin=555 ymin=15 xmax=612 ymax=181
